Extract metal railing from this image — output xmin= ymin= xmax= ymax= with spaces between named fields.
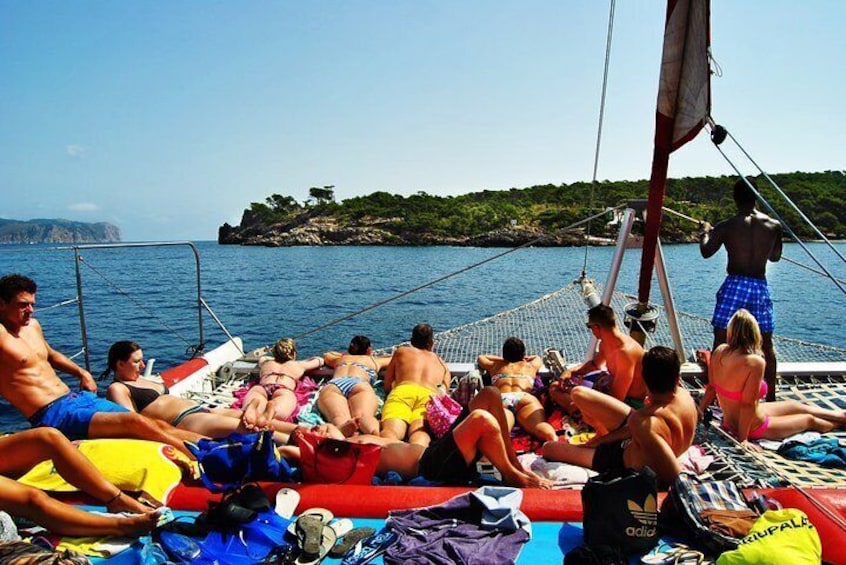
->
xmin=60 ymin=241 xmax=213 ymax=371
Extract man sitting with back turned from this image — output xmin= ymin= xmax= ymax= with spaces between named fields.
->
xmin=549 ymin=304 xmax=647 ymax=435
xmin=380 ymin=323 xmax=451 ymax=446
xmin=542 ymin=345 xmax=697 ymax=486
xmin=0 ymin=274 xmax=203 ymax=458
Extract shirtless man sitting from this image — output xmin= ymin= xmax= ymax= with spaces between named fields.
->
xmin=0 ymin=274 xmax=202 ymax=458
xmin=549 ymin=304 xmax=647 ymax=435
xmin=380 ymin=323 xmax=451 ymax=446
xmin=542 ymin=345 xmax=697 ymax=486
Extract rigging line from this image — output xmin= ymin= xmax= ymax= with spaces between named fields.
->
xmin=583 ymin=0 xmax=617 ymax=276
xmin=711 ymin=142 xmax=846 ymax=298
xmin=782 ymin=256 xmax=846 ymax=286
xmin=77 ymin=257 xmax=195 ymax=348
xmin=295 ymin=206 xmax=626 ymax=342
xmin=34 ymin=297 xmax=79 ymax=313
xmin=662 ymin=206 xmax=702 ymax=225
xmin=724 ymin=128 xmax=846 ymax=266
xmin=293 ymin=241 xmax=545 ymax=341
xmin=200 ymin=297 xmax=245 ymax=355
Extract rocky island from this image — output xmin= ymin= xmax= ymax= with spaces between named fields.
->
xmin=218 ymin=171 xmax=844 ymax=247
xmin=0 ymin=219 xmax=121 ymax=244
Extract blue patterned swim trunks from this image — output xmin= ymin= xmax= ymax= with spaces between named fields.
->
xmin=711 ymin=274 xmax=774 ymax=333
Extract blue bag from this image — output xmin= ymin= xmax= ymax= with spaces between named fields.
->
xmin=186 ymin=430 xmax=296 ymax=492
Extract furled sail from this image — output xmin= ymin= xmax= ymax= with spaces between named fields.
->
xmin=637 ymin=0 xmax=711 ymax=310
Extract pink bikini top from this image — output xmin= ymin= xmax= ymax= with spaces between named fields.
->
xmin=710 ymin=379 xmax=767 ymax=402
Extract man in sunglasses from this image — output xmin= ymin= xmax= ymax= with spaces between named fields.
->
xmin=548 ymin=304 xmax=647 ymax=435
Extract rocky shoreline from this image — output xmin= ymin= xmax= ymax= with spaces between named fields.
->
xmin=218 ymin=213 xmax=693 ymax=247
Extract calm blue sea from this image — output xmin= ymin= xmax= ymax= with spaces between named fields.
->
xmin=1 ymin=241 xmax=844 ymax=431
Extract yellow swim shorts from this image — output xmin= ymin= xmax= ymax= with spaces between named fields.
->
xmin=381 ymin=383 xmax=436 ymax=424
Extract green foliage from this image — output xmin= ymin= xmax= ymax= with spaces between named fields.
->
xmin=239 ymin=171 xmax=846 ymax=240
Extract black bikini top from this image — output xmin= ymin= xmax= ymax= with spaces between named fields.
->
xmin=120 ymin=382 xmax=168 ymax=412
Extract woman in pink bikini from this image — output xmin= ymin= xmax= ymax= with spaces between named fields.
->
xmin=242 ymin=337 xmax=325 ymax=428
xmin=699 ymin=309 xmax=846 ymax=442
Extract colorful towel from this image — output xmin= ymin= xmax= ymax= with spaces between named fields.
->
xmin=18 ymin=439 xmax=189 ymax=506
xmin=777 ymin=437 xmax=846 ymax=469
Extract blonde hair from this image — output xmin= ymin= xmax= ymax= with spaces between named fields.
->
xmin=272 ymin=338 xmax=297 ymax=362
xmin=726 ymin=309 xmax=762 ymax=355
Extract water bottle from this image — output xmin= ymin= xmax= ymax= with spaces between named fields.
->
xmin=140 ymin=537 xmax=170 ymax=565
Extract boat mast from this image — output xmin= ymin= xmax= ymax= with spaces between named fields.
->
xmin=634 ymin=0 xmax=711 ymax=349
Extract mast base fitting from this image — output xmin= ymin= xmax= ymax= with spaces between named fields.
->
xmin=624 ymin=302 xmax=660 ymax=333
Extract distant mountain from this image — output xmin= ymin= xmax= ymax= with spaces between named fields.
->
xmin=0 ymin=218 xmax=121 ymax=244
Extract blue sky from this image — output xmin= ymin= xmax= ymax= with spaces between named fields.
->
xmin=1 ymin=1 xmax=843 ymax=242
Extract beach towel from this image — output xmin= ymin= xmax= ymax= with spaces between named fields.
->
xmin=18 ymin=439 xmax=189 ymax=506
xmin=777 ymin=437 xmax=846 ymax=469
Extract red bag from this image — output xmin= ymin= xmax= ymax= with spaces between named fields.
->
xmin=293 ymin=429 xmax=381 ymax=484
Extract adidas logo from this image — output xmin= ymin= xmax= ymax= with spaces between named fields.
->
xmin=625 ymin=494 xmax=657 ymax=538
xmin=627 ymin=494 xmax=657 ymax=525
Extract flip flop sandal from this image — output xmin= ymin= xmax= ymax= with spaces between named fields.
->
xmin=642 ymin=542 xmax=706 ymax=565
xmin=329 ymin=527 xmax=376 ymax=559
xmin=294 ymin=512 xmax=334 ymax=561
xmin=295 ymin=521 xmax=337 ymax=565
xmin=328 ymin=518 xmax=354 ymax=538
xmin=275 ymin=487 xmax=301 ymax=519
xmin=339 ymin=528 xmax=399 ymax=565
xmin=286 ymin=508 xmax=334 ymax=538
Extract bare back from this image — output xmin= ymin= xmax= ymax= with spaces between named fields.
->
xmin=384 ymin=346 xmax=450 ymax=393
xmin=258 ymin=357 xmax=312 ymax=388
xmin=708 ymin=344 xmax=766 ymax=432
xmin=0 ymin=319 xmax=70 ymax=418
xmin=479 ymin=358 xmax=540 ymax=393
xmin=625 ymin=387 xmax=697 ymax=484
xmin=704 ymin=211 xmax=782 ymax=279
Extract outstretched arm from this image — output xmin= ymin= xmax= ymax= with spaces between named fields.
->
xmin=477 ymin=354 xmax=501 ymax=373
xmin=698 ymin=385 xmax=717 ymax=420
xmin=46 ymin=346 xmax=96 ymax=391
xmin=323 ymin=351 xmax=343 ymax=369
xmin=383 ymin=357 xmax=397 ymax=393
xmin=699 ymin=221 xmax=725 ymax=259
xmin=769 ymin=222 xmax=783 ymax=262
xmin=301 ymin=356 xmax=325 ymax=372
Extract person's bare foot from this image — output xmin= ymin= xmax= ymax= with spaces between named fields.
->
xmin=116 ymin=510 xmax=159 ymax=536
xmin=107 ymin=492 xmax=155 ymax=514
xmin=242 ymin=399 xmax=261 ymax=430
xmin=339 ymin=418 xmax=360 ymax=437
xmin=255 ymin=402 xmax=276 ymax=430
xmin=503 ymin=469 xmax=553 ymax=489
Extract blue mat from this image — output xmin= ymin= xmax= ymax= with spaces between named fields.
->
xmin=93 ymin=515 xmax=656 ymax=564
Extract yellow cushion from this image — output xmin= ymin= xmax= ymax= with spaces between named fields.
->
xmin=18 ymin=439 xmax=190 ymax=505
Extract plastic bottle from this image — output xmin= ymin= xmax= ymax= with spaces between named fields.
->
xmin=140 ymin=537 xmax=170 ymax=565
